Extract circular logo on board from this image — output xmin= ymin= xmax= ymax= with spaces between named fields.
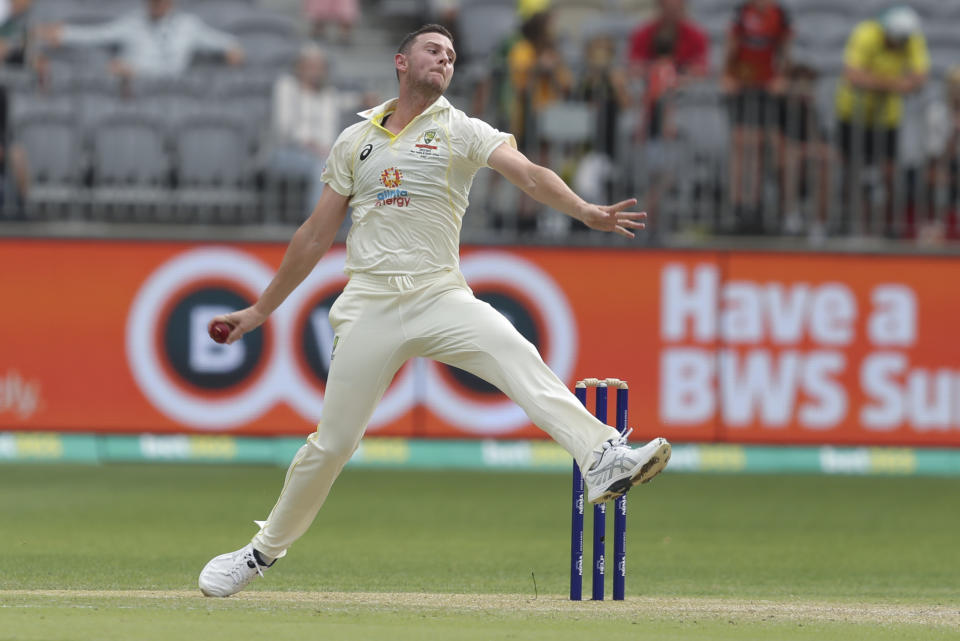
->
xmin=162 ymin=287 xmax=263 ymax=391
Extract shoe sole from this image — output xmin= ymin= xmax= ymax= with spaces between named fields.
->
xmin=589 ymin=440 xmax=672 ymax=504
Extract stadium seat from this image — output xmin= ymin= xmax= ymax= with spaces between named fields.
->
xmin=240 ymin=33 xmax=301 ymax=69
xmin=793 ymin=44 xmax=845 ymax=75
xmin=922 ymin=23 xmax=960 ymax=50
xmin=688 ymin=0 xmax=741 ymax=26
xmin=9 ymin=89 xmax=73 ymax=123
xmin=210 ymin=71 xmax=275 ymax=149
xmin=674 ymin=99 xmax=729 ymax=157
xmin=171 ymin=113 xmax=257 ymax=219
xmin=781 ymin=0 xmax=856 ymax=16
xmin=190 ymin=0 xmax=259 ymax=30
xmin=456 ymin=0 xmax=517 ymax=65
xmin=325 ymin=44 xmax=399 ymax=94
xmin=89 ymin=112 xmax=172 ymax=215
xmin=72 ymin=75 xmax=172 ymax=144
xmin=12 ymin=111 xmax=85 ymax=217
xmin=222 ymin=10 xmax=298 ymax=38
xmin=792 ymin=10 xmax=854 ymax=51
xmin=0 ymin=68 xmax=35 ymax=92
xmin=34 ymin=46 xmax=112 ymax=89
xmin=378 ymin=0 xmax=423 ymax=19
xmin=537 ymin=101 xmax=595 ymax=146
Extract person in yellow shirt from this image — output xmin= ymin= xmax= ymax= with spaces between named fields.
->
xmin=507 ymin=10 xmax=573 ymax=150
xmin=836 ymin=6 xmax=929 ymax=166
xmin=504 ymin=10 xmax=573 ymax=231
xmin=834 ymin=6 xmax=928 ymax=235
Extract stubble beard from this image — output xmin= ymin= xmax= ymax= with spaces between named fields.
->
xmin=409 ymin=72 xmax=447 ymax=103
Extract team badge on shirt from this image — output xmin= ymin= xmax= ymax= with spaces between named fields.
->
xmin=411 ymin=129 xmax=443 ymax=158
xmin=376 ymin=167 xmax=411 ymax=207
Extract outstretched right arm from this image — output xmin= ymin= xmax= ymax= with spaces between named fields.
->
xmin=210 ymin=187 xmax=350 ymax=344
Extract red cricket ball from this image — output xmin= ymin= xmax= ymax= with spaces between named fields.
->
xmin=209 ymin=321 xmax=233 ymax=344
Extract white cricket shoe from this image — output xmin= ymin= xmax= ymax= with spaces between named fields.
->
xmin=583 ymin=434 xmax=671 ymax=504
xmin=199 ymin=543 xmax=270 ymax=597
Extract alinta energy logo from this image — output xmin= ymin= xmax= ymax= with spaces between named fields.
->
xmin=127 ymin=248 xmax=577 ymax=435
xmin=380 ymin=167 xmax=403 ymax=188
xmin=375 ymin=167 xmax=410 ymax=208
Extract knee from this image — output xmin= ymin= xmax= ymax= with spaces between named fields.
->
xmin=305 ymin=430 xmax=359 ymax=467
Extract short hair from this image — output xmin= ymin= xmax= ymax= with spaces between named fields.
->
xmin=397 ymin=23 xmax=454 ymax=55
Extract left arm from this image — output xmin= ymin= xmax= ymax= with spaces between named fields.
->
xmin=487 ymin=143 xmax=645 ymax=238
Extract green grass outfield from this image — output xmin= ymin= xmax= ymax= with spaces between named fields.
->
xmin=2 ymin=464 xmax=958 ymax=640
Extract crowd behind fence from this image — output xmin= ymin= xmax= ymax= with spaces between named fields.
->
xmin=1 ymin=0 xmax=959 ymax=249
xmin=465 ymin=70 xmax=960 ymax=246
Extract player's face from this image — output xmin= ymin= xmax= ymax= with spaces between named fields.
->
xmin=403 ymin=33 xmax=456 ymax=95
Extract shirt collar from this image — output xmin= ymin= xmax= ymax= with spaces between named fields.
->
xmin=358 ymin=95 xmax=451 ymax=123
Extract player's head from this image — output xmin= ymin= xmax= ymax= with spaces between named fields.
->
xmin=395 ymin=24 xmax=456 ymax=96
xmin=881 ymin=6 xmax=920 ymax=48
xmin=146 ymin=0 xmax=173 ymax=20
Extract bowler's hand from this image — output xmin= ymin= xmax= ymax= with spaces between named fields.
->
xmin=580 ymin=198 xmax=647 ymax=238
xmin=208 ymin=306 xmax=268 ymax=345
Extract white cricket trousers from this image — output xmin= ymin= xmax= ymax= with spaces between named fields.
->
xmin=251 ymin=269 xmax=619 ymax=559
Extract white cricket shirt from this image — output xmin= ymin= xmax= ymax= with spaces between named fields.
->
xmin=320 ymin=96 xmax=515 ymax=275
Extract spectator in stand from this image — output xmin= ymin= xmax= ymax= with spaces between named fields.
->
xmin=627 ymin=0 xmax=708 ymax=232
xmin=835 ymin=5 xmax=928 ymax=235
xmin=722 ymin=0 xmax=791 ymax=232
xmin=579 ymin=34 xmax=628 ymax=162
xmin=34 ymin=0 xmax=244 ymax=81
xmin=267 ymin=44 xmax=373 ymax=218
xmin=572 ymin=34 xmax=629 ymax=211
xmin=0 ymin=0 xmax=30 ymax=65
xmin=425 ymin=0 xmax=460 ymax=40
xmin=507 ymin=10 xmax=572 ymax=151
xmin=0 ymin=0 xmax=33 ymax=216
xmin=517 ymin=0 xmax=550 ymax=22
xmin=778 ymin=63 xmax=831 ymax=241
xmin=922 ymin=65 xmax=960 ymax=242
xmin=503 ymin=9 xmax=572 ymax=232
xmin=304 ymin=0 xmax=358 ymax=44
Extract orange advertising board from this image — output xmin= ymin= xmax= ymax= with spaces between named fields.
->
xmin=1 ymin=239 xmax=958 ymax=446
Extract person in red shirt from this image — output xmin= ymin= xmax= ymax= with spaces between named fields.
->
xmin=627 ymin=0 xmax=708 ymax=231
xmin=629 ymin=0 xmax=708 ymax=75
xmin=723 ymin=0 xmax=791 ymax=232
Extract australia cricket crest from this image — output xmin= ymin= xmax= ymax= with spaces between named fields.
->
xmin=412 ymin=129 xmax=442 ymax=158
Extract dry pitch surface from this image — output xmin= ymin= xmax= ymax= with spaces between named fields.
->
xmin=4 ymin=590 xmax=959 ymax=627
